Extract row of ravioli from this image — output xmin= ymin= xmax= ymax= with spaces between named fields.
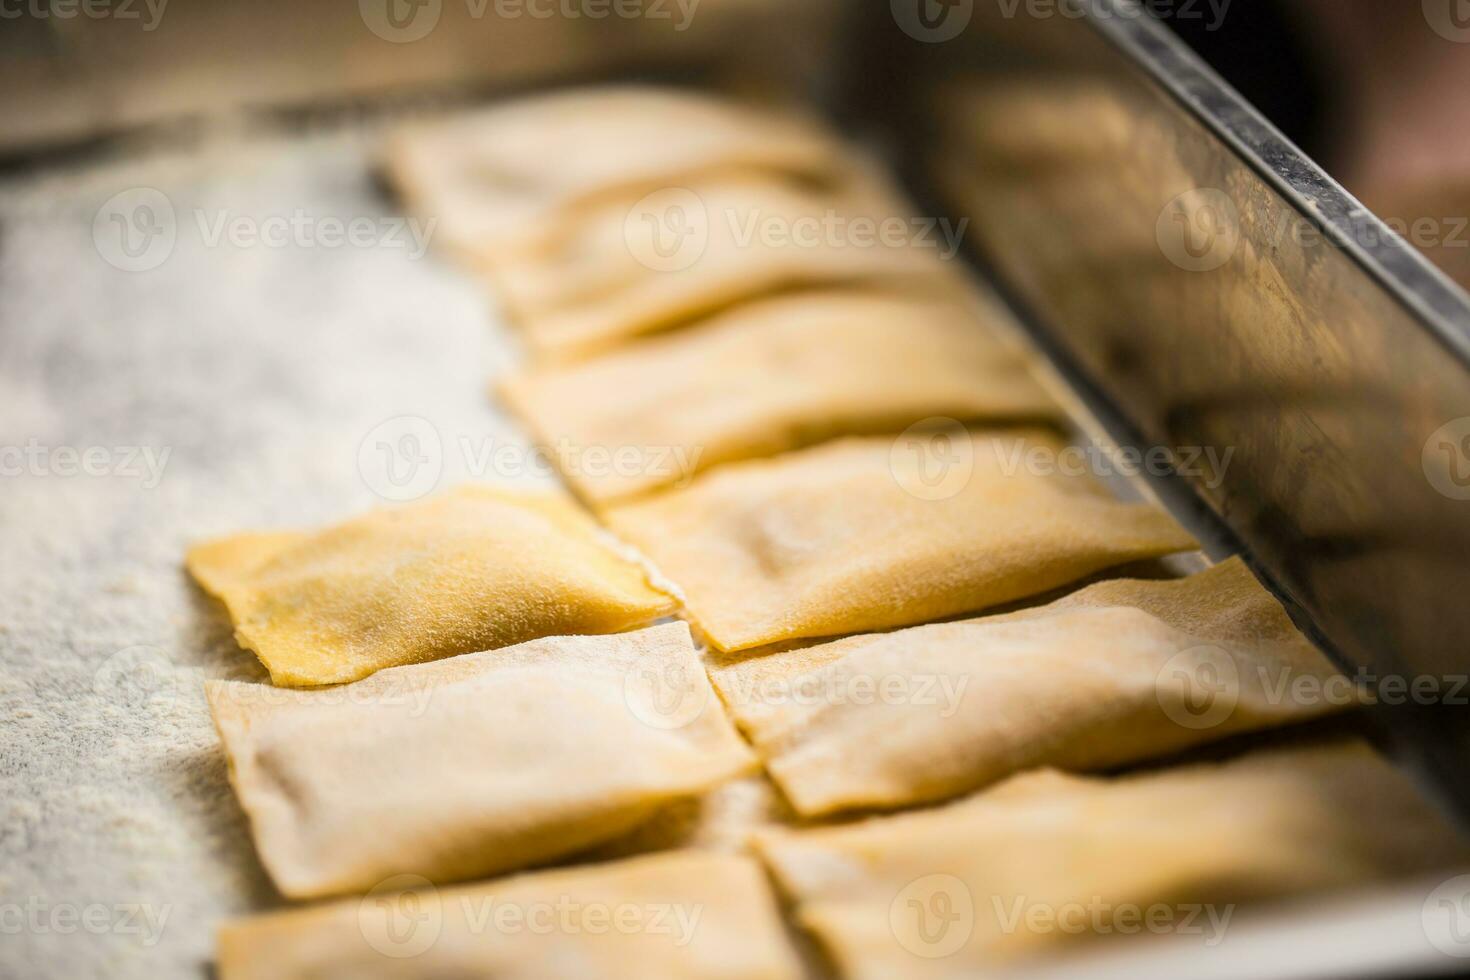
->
xmin=193 ymin=87 xmax=1470 ymax=979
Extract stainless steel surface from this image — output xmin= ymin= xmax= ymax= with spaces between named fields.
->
xmin=861 ymin=0 xmax=1470 ymax=822
xmin=0 ymin=0 xmax=841 ymax=156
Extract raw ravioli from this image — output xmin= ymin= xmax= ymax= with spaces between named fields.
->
xmin=501 ymin=289 xmax=1057 ymax=504
xmin=207 ymin=623 xmax=754 ymax=899
xmin=218 ymin=851 xmax=803 ymax=980
xmin=604 ymin=430 xmax=1197 ymax=652
xmin=384 ymin=85 xmax=844 ymax=265
xmin=757 ymin=740 xmax=1470 ymax=979
xmin=186 ymin=484 xmax=675 ymax=686
xmin=491 ymin=174 xmax=962 ymax=360
xmin=710 ymin=557 xmax=1353 ymax=816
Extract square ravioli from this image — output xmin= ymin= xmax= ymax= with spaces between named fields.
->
xmin=186 ymin=484 xmax=675 ymax=686
xmin=709 ymin=557 xmax=1354 ymax=816
xmin=383 ymin=85 xmax=844 ymax=266
xmin=603 ymin=430 xmax=1198 ymax=652
xmin=207 ymin=622 xmax=754 ymax=899
xmin=488 ymin=173 xmax=962 ymax=361
xmin=217 ymin=851 xmax=804 ymax=980
xmin=756 ymin=740 xmax=1470 ymax=979
xmin=501 ymin=288 xmax=1059 ymax=504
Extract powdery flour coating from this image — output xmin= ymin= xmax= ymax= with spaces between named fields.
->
xmin=208 ymin=623 xmax=754 ymax=899
xmin=501 ymin=288 xmax=1059 ymax=504
xmin=709 ymin=557 xmax=1354 ymax=817
xmin=605 ymin=429 xmax=1199 ymax=652
xmin=186 ymin=484 xmax=676 ymax=686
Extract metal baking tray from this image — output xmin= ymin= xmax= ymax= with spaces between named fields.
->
xmin=3 ymin=1 xmax=1469 ymax=978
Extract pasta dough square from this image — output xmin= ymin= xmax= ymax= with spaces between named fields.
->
xmin=710 ymin=557 xmax=1354 ymax=816
xmin=217 ymin=851 xmax=804 ymax=980
xmin=489 ymin=174 xmax=963 ymax=361
xmin=207 ymin=622 xmax=755 ymax=900
xmin=383 ymin=85 xmax=844 ymax=267
xmin=501 ymin=289 xmax=1059 ymax=504
xmin=186 ymin=484 xmax=675 ymax=686
xmin=757 ymin=740 xmax=1470 ymax=979
xmin=603 ymin=430 xmax=1198 ymax=652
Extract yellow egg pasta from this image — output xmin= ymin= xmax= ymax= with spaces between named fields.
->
xmin=186 ymin=484 xmax=676 ymax=687
xmin=217 ymin=851 xmax=804 ymax=980
xmin=710 ymin=558 xmax=1354 ymax=817
xmin=490 ymin=174 xmax=963 ymax=361
xmin=756 ymin=740 xmax=1470 ymax=979
xmin=603 ymin=430 xmax=1198 ymax=652
xmin=207 ymin=622 xmax=754 ymax=900
xmin=501 ymin=289 xmax=1058 ymax=504
xmin=383 ymin=85 xmax=844 ymax=267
